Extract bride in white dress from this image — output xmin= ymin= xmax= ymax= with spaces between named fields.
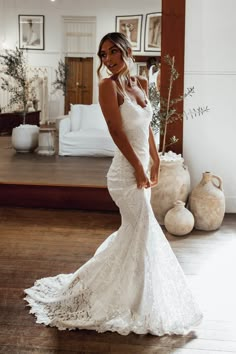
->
xmin=24 ymin=32 xmax=202 ymax=336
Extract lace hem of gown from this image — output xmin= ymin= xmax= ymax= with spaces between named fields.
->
xmin=24 ymin=213 xmax=203 ymax=336
xmin=24 ymin=273 xmax=202 ymax=336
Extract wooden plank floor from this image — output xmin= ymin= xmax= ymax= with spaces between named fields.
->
xmin=0 ymin=207 xmax=235 ymax=353
xmin=0 ymin=136 xmax=117 ymax=211
xmin=0 ymin=136 xmax=111 ymax=187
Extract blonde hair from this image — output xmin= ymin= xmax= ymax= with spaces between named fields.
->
xmin=97 ymin=32 xmax=134 ymax=98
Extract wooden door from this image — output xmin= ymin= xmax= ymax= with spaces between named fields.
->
xmin=64 ymin=57 xmax=93 ymax=114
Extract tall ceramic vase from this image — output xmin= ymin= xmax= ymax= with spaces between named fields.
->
xmin=151 ymin=152 xmax=191 ymax=225
xmin=189 ymin=172 xmax=225 ymax=231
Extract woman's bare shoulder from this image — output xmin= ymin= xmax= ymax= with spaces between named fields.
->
xmin=99 ymin=77 xmax=116 ymax=91
xmin=99 ymin=78 xmax=118 ymax=105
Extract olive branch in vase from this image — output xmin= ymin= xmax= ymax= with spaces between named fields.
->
xmin=154 ymin=54 xmax=209 ymax=155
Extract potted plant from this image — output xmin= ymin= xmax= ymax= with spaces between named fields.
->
xmin=150 ymin=54 xmax=209 ymax=224
xmin=0 ymin=47 xmax=39 ymax=152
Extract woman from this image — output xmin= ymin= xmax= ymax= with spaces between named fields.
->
xmin=24 ymin=32 xmax=202 ymax=336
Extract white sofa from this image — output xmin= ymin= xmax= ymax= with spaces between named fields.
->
xmin=59 ymin=103 xmax=116 ymax=156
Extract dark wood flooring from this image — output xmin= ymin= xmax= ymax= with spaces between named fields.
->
xmin=0 ymin=207 xmax=235 ymax=353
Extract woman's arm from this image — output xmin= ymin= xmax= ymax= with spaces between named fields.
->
xmin=149 ymin=127 xmax=160 ymax=187
xmin=137 ymin=76 xmax=160 ymax=186
xmin=99 ymin=78 xmax=150 ymax=189
xmin=149 ymin=126 xmax=159 ymax=163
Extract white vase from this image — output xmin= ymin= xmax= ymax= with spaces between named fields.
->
xmin=164 ymin=200 xmax=194 ymax=236
xmin=37 ymin=128 xmax=56 ymax=156
xmin=12 ymin=124 xmax=39 ymax=153
xmin=189 ymin=171 xmax=225 ymax=231
xmin=151 ymin=152 xmax=191 ymax=225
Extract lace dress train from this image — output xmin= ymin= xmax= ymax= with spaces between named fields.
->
xmin=24 ymin=97 xmax=203 ymax=335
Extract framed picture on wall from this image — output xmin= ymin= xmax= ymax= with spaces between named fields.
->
xmin=115 ymin=15 xmax=143 ymax=51
xmin=136 ymin=63 xmax=148 ymax=79
xmin=19 ymin=15 xmax=45 ymax=50
xmin=144 ymin=12 xmax=161 ymax=52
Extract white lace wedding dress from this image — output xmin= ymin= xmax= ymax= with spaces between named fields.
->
xmin=24 ymin=95 xmax=203 ymax=336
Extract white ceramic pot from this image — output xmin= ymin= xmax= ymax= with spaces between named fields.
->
xmin=12 ymin=124 xmax=39 ymax=153
xmin=189 ymin=171 xmax=225 ymax=231
xmin=151 ymin=152 xmax=191 ymax=225
xmin=164 ymin=200 xmax=194 ymax=236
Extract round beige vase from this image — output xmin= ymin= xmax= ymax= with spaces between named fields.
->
xmin=164 ymin=200 xmax=195 ymax=236
xmin=189 ymin=171 xmax=225 ymax=231
xmin=151 ymin=152 xmax=191 ymax=225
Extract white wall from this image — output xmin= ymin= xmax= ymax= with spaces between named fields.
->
xmin=0 ymin=0 xmax=160 ymax=118
xmin=184 ymin=0 xmax=236 ymax=212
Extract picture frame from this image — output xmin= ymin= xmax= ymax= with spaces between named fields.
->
xmin=115 ymin=15 xmax=143 ymax=52
xmin=144 ymin=12 xmax=162 ymax=52
xmin=136 ymin=63 xmax=148 ymax=79
xmin=19 ymin=15 xmax=45 ymax=50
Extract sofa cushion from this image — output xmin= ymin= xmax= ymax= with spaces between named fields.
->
xmin=80 ymin=104 xmax=108 ymax=132
xmin=60 ymin=129 xmax=115 ymax=156
xmin=70 ymin=104 xmax=82 ymax=131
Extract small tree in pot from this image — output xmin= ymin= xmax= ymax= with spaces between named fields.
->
xmin=151 ymin=54 xmax=209 ymax=155
xmin=0 ymin=47 xmax=39 ymax=152
xmin=150 ymin=54 xmax=209 ymax=224
xmin=0 ymin=47 xmax=38 ymax=122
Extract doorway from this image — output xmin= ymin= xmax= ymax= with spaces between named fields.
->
xmin=64 ymin=57 xmax=93 ymax=114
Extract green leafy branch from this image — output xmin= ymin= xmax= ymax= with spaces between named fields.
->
xmin=52 ymin=59 xmax=69 ymax=96
xmin=151 ymin=54 xmax=209 ymax=155
xmin=0 ymin=47 xmax=38 ymax=120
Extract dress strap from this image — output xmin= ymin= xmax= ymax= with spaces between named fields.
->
xmin=136 ymin=77 xmax=148 ymax=99
xmin=136 ymin=77 xmax=148 ymax=105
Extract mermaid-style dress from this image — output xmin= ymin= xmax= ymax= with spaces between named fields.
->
xmin=24 ymin=96 xmax=203 ymax=336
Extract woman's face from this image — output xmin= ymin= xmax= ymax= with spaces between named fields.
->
xmin=100 ymin=39 xmax=125 ymax=75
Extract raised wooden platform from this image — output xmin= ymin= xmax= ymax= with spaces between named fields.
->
xmin=0 ymin=136 xmax=118 ymax=211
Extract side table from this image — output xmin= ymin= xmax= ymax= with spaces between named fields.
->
xmin=37 ymin=127 xmax=56 ymax=155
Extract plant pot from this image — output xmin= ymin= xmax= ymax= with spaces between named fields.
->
xmin=189 ymin=171 xmax=225 ymax=231
xmin=12 ymin=124 xmax=39 ymax=152
xmin=151 ymin=152 xmax=191 ymax=225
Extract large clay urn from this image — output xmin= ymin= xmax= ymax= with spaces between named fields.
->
xmin=189 ymin=172 xmax=225 ymax=231
xmin=151 ymin=152 xmax=191 ymax=225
